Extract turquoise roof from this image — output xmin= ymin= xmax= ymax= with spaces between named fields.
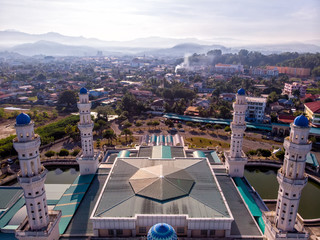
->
xmin=147 ymin=223 xmax=177 ymax=240
xmin=118 ymin=150 xmax=130 ymax=158
xmin=16 ymin=113 xmax=31 ymax=125
xmin=80 ymin=87 xmax=88 ymax=94
xmin=237 ymin=88 xmax=245 ymax=95
xmin=294 ymin=115 xmax=309 ymax=127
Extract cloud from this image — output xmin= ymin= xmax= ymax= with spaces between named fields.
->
xmin=0 ymin=0 xmax=319 ymax=43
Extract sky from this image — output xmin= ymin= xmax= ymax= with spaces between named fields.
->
xmin=0 ymin=0 xmax=319 ymax=44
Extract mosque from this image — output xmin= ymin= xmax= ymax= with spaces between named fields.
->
xmin=0 ymin=88 xmax=313 ymax=239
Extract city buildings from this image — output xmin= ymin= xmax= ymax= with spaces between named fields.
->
xmin=282 ymin=82 xmax=307 ymax=98
xmin=266 ymin=66 xmax=310 ymax=77
xmin=214 ymin=63 xmax=244 ymax=74
xmin=246 ymin=96 xmax=267 ymax=122
xmin=304 ymin=101 xmax=320 ymax=127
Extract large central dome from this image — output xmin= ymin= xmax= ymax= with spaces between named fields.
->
xmin=129 ymin=165 xmax=194 ymax=201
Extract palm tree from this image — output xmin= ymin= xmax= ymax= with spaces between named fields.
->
xmin=103 ymin=129 xmax=116 ymax=145
xmin=121 ymin=128 xmax=132 ymax=144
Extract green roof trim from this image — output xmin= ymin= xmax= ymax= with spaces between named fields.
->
xmin=233 ymin=177 xmax=265 ymax=233
xmin=53 ymin=174 xmax=95 ymax=234
xmin=210 ymin=151 xmax=221 ymax=163
xmin=306 ymin=153 xmax=319 ymax=167
xmin=152 ymin=146 xmax=172 ymax=159
xmin=0 ymin=197 xmax=25 ymax=229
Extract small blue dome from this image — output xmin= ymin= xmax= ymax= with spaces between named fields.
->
xmin=79 ymin=87 xmax=88 ymax=94
xmin=293 ymin=115 xmax=309 ymax=127
xmin=147 ymin=223 xmax=177 ymax=240
xmin=237 ymin=88 xmax=245 ymax=95
xmin=16 ymin=113 xmax=31 ymax=125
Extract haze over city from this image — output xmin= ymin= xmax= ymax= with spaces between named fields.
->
xmin=1 ymin=0 xmax=319 ymax=45
xmin=0 ymin=1 xmax=320 ymax=240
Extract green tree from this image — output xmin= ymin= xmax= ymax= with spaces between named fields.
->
xmin=58 ymin=149 xmax=69 ymax=156
xmin=58 ymin=90 xmax=77 ymax=108
xmin=275 ymin=150 xmax=285 ymax=160
xmin=121 ymin=128 xmax=132 ymax=144
xmin=224 ymin=126 xmax=231 ymax=132
xmin=71 ymin=148 xmax=81 ymax=156
xmin=45 ymin=150 xmax=55 ymax=157
xmin=0 ymin=108 xmax=5 ymax=120
xmin=135 ymin=121 xmax=143 ymax=127
xmin=268 ymin=91 xmax=279 ymax=103
xmin=103 ymin=129 xmax=116 ymax=145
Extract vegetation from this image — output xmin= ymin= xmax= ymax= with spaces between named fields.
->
xmin=71 ymin=148 xmax=81 ymax=156
xmin=0 ymin=135 xmax=16 ymax=158
xmin=45 ymin=150 xmax=55 ymax=158
xmin=275 ymin=150 xmax=285 ymax=161
xmin=35 ymin=115 xmax=80 ymax=145
xmin=185 ymin=137 xmax=229 ymax=149
xmin=58 ymin=149 xmax=69 ymax=156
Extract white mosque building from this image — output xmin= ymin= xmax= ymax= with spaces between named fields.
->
xmin=1 ymin=88 xmax=314 ymax=240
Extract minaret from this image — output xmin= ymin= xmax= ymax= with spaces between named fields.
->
xmin=13 ymin=113 xmax=61 ymax=240
xmin=264 ymin=115 xmax=310 ymax=240
xmin=224 ymin=88 xmax=248 ymax=177
xmin=76 ymin=87 xmax=100 ymax=175
xmin=275 ymin=115 xmax=311 ymax=231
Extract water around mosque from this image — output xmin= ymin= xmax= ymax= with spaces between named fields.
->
xmin=45 ymin=166 xmax=79 ymax=184
xmin=244 ymin=167 xmax=320 ymax=219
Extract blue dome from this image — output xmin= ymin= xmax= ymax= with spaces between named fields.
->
xmin=237 ymin=88 xmax=245 ymax=95
xmin=79 ymin=87 xmax=88 ymax=94
xmin=147 ymin=223 xmax=177 ymax=240
xmin=294 ymin=115 xmax=309 ymax=127
xmin=16 ymin=113 xmax=31 ymax=125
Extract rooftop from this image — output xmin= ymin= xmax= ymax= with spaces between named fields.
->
xmin=93 ymin=157 xmax=231 ymax=219
xmin=305 ymin=101 xmax=320 ymax=113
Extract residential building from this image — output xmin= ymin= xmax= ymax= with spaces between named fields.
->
xmin=246 ymin=97 xmax=267 ymax=122
xmin=220 ymin=93 xmax=236 ymax=101
xmin=266 ymin=66 xmax=310 ymax=77
xmin=150 ymin=99 xmax=165 ymax=112
xmin=282 ymin=82 xmax=307 ymax=98
xmin=304 ymin=101 xmax=320 ymax=127
xmin=215 ymin=63 xmax=244 ymax=74
xmin=184 ymin=106 xmax=200 ymax=116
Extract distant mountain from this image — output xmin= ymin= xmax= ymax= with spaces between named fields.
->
xmin=0 ymin=30 xmax=319 ymax=57
xmin=236 ymin=42 xmax=320 ymax=54
xmin=0 ymin=30 xmax=212 ymax=49
xmin=143 ymin=43 xmax=230 ymax=57
xmin=9 ymin=40 xmax=100 ymax=56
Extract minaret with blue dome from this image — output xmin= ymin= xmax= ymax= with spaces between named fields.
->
xmin=264 ymin=115 xmax=311 ymax=240
xmin=224 ymin=88 xmax=248 ymax=177
xmin=13 ymin=113 xmax=61 ymax=240
xmin=147 ymin=223 xmax=177 ymax=240
xmin=76 ymin=87 xmax=100 ymax=175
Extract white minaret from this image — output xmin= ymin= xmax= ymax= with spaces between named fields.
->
xmin=13 ymin=113 xmax=61 ymax=240
xmin=264 ymin=115 xmax=311 ymax=240
xmin=76 ymin=88 xmax=99 ymax=175
xmin=276 ymin=115 xmax=311 ymax=230
xmin=224 ymin=88 xmax=248 ymax=177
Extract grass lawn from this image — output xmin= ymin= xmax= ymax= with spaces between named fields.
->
xmin=185 ymin=137 xmax=229 ymax=149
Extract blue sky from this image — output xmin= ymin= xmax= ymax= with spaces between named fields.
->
xmin=0 ymin=0 xmax=319 ymax=44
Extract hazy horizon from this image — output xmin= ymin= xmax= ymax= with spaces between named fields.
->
xmin=0 ymin=0 xmax=319 ymax=45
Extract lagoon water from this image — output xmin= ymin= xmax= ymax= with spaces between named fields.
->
xmin=244 ymin=167 xmax=320 ymax=219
